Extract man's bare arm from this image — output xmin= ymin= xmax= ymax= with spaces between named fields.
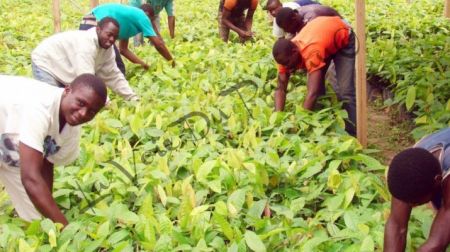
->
xmin=384 ymin=197 xmax=412 ymax=252
xmin=168 ymin=16 xmax=175 ymax=38
xmin=418 ymin=180 xmax=450 ymax=252
xmin=118 ymin=39 xmax=149 ymax=69
xmin=19 ymin=143 xmax=68 ymax=225
xmin=221 ymin=9 xmax=252 ymax=38
xmin=275 ymin=72 xmax=290 ymax=111
xmin=303 ymin=69 xmax=326 ymax=110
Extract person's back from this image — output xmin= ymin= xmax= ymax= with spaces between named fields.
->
xmin=415 ymin=128 xmax=450 ymax=209
xmin=32 ymin=29 xmax=100 ymax=85
xmin=92 ymin=3 xmax=154 ymax=40
xmin=220 ymin=0 xmax=255 ymax=17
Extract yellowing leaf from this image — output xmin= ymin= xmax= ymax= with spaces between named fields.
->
xmin=327 ymin=169 xmax=342 ymax=192
xmin=244 ymin=231 xmax=266 ymax=252
xmin=48 ymin=229 xmax=57 ymax=248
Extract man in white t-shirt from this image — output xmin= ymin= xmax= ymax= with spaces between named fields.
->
xmin=31 ymin=17 xmax=139 ymax=101
xmin=0 ymin=74 xmax=106 ymax=226
xmin=264 ymin=0 xmax=320 ymax=39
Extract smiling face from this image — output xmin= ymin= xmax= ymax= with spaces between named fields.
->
xmin=96 ymin=22 xmax=119 ymax=49
xmin=267 ymin=2 xmax=282 ymax=17
xmin=60 ymin=86 xmax=105 ymax=126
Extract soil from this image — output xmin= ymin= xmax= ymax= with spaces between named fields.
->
xmin=367 ymin=94 xmax=416 ymax=165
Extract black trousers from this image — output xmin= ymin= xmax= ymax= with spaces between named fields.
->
xmin=79 ymin=23 xmax=126 ymax=75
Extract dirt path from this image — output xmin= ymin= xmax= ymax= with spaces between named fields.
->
xmin=367 ymin=99 xmax=415 ymax=165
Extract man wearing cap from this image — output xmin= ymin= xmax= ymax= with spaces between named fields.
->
xmin=272 ymin=8 xmax=356 ymax=135
xmin=0 ymin=74 xmax=106 ymax=226
xmin=218 ymin=0 xmax=259 ymax=42
xmin=32 ymin=18 xmax=138 ymax=101
xmin=385 ymin=128 xmax=450 ymax=251
xmin=80 ymin=3 xmax=175 ymax=73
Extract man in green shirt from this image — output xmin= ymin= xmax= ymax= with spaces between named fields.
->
xmin=81 ymin=3 xmax=175 ymax=73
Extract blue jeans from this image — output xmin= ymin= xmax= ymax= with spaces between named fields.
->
xmin=31 ymin=61 xmax=64 ymax=87
xmin=331 ymin=31 xmax=356 ymax=136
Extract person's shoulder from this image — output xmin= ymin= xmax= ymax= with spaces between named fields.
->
xmin=283 ymin=2 xmax=301 ymax=9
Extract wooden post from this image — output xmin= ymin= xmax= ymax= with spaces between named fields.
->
xmin=52 ymin=0 xmax=61 ymax=33
xmin=355 ymin=0 xmax=367 ymax=147
xmin=90 ymin=0 xmax=99 ymax=9
xmin=445 ymin=0 xmax=450 ymax=18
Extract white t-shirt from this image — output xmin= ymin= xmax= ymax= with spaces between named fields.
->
xmin=0 ymin=75 xmax=80 ymax=166
xmin=31 ymin=28 xmax=137 ymax=101
xmin=272 ymin=2 xmax=301 ymax=39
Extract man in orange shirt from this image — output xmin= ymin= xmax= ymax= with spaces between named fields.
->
xmin=218 ymin=0 xmax=259 ymax=42
xmin=272 ymin=8 xmax=356 ymax=135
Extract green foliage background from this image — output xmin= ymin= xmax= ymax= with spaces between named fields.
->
xmin=0 ymin=0 xmax=448 ymax=251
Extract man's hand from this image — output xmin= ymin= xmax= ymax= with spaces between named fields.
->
xmin=239 ymin=30 xmax=254 ymax=39
xmin=19 ymin=143 xmax=68 ymax=226
xmin=141 ymin=62 xmax=150 ymax=70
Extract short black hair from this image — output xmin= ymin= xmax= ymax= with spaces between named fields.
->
xmin=272 ymin=38 xmax=296 ymax=65
xmin=276 ymin=7 xmax=297 ymax=29
xmin=71 ymin=74 xmax=107 ymax=104
xmin=98 ymin=17 xmax=120 ymax=30
xmin=263 ymin=0 xmax=281 ymax=10
xmin=387 ymin=148 xmax=441 ymax=203
xmin=140 ymin=3 xmax=154 ymax=16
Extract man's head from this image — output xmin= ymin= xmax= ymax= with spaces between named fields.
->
xmin=264 ymin=0 xmax=282 ymax=17
xmin=60 ymin=74 xmax=107 ymax=126
xmin=387 ymin=148 xmax=442 ymax=206
xmin=273 ymin=39 xmax=301 ymax=72
xmin=141 ymin=4 xmax=155 ymax=20
xmin=276 ymin=7 xmax=303 ymax=34
xmin=96 ymin=17 xmax=119 ymax=49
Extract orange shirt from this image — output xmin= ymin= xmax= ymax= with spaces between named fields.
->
xmin=223 ymin=0 xmax=259 ymax=11
xmin=278 ymin=16 xmax=350 ymax=74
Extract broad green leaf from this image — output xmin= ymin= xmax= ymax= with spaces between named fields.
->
xmin=108 ymin=230 xmax=130 ymax=245
xmin=196 ymin=159 xmax=217 ymax=182
xmin=19 ymin=239 xmax=34 ymax=252
xmin=405 ymin=86 xmax=416 ymax=111
xmin=227 ymin=189 xmax=246 ymax=217
xmin=244 ymin=231 xmax=266 ymax=252
xmin=360 ymin=236 xmax=374 ymax=252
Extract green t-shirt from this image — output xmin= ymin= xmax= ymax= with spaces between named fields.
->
xmin=92 ymin=3 xmax=156 ymax=40
xmin=128 ymin=0 xmax=142 ymax=8
xmin=147 ymin=0 xmax=174 ymax=16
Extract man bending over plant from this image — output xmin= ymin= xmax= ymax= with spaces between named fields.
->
xmin=80 ymin=3 xmax=175 ymax=72
xmin=272 ymin=8 xmax=356 ymax=136
xmin=385 ymin=128 xmax=450 ymax=251
xmin=32 ymin=17 xmax=139 ymax=101
xmin=0 ymin=74 xmax=106 ymax=226
xmin=218 ymin=0 xmax=259 ymax=42
xmin=263 ymin=0 xmax=320 ymax=39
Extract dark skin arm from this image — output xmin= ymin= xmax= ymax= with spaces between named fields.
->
xmin=417 ymin=179 xmax=450 ymax=252
xmin=119 ymin=37 xmax=174 ymax=69
xmin=384 ymin=197 xmax=412 ymax=252
xmin=303 ymin=68 xmax=326 ymax=110
xmin=168 ymin=16 xmax=175 ymax=39
xmin=150 ymin=18 xmax=163 ymax=39
xmin=221 ymin=9 xmax=253 ymax=38
xmin=19 ymin=143 xmax=68 ymax=226
xmin=244 ymin=8 xmax=256 ymax=35
xmin=119 ymin=39 xmax=150 ymax=69
xmin=275 ymin=72 xmax=290 ymax=111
